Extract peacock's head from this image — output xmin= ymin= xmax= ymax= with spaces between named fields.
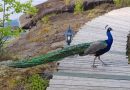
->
xmin=105 ymin=25 xmax=113 ymax=32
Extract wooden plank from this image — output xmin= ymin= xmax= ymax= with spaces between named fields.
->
xmin=93 ymin=17 xmax=130 ymax=27
xmin=47 ymin=87 xmax=130 ymax=90
xmin=49 ymin=78 xmax=130 ymax=88
xmin=53 ymin=72 xmax=130 ymax=79
xmin=85 ymin=22 xmax=129 ymax=32
xmin=58 ymin=70 xmax=130 ymax=76
xmin=58 ymin=66 xmax=130 ymax=73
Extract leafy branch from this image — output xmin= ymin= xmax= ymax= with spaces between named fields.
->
xmin=0 ymin=0 xmax=37 ymax=52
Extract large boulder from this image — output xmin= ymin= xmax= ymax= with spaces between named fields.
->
xmin=20 ymin=0 xmax=113 ymax=29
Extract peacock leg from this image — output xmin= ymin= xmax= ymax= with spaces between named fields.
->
xmin=92 ymin=57 xmax=97 ymax=68
xmin=98 ymin=56 xmax=107 ymax=66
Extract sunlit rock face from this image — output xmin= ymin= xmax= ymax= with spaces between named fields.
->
xmin=20 ymin=0 xmax=113 ymax=29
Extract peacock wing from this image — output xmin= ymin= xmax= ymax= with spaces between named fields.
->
xmin=84 ymin=40 xmax=107 ymax=55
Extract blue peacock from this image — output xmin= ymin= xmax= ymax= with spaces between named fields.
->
xmin=8 ymin=25 xmax=113 ymax=68
xmin=79 ymin=25 xmax=113 ymax=67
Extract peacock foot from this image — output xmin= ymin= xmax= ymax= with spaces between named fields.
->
xmin=91 ymin=65 xmax=97 ymax=68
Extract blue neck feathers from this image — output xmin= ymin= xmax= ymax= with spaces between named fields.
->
xmin=106 ymin=30 xmax=113 ymax=45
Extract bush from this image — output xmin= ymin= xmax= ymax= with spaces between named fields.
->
xmin=74 ymin=0 xmax=83 ymax=14
xmin=25 ymin=74 xmax=49 ymax=90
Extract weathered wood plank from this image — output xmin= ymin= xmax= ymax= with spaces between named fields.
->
xmin=47 ymin=87 xmax=130 ymax=90
xmin=49 ymin=79 xmax=130 ymax=88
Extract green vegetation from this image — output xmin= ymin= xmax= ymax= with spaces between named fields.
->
xmin=13 ymin=74 xmax=49 ymax=90
xmin=42 ymin=14 xmax=56 ymax=24
xmin=42 ymin=15 xmax=49 ymax=24
xmin=0 ymin=0 xmax=37 ymax=60
xmin=87 ymin=7 xmax=106 ymax=18
xmin=114 ymin=0 xmax=122 ymax=6
xmin=114 ymin=0 xmax=130 ymax=7
xmin=74 ymin=0 xmax=84 ymax=14
xmin=25 ymin=74 xmax=49 ymax=90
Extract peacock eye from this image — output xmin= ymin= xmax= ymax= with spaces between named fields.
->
xmin=108 ymin=27 xmax=112 ymax=31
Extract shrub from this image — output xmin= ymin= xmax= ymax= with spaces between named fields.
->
xmin=74 ymin=0 xmax=83 ymax=14
xmin=25 ymin=74 xmax=49 ymax=90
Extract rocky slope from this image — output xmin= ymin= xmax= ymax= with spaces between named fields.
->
xmin=8 ymin=2 xmax=115 ymax=59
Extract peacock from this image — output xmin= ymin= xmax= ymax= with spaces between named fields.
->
xmin=79 ymin=25 xmax=113 ymax=67
xmin=7 ymin=25 xmax=113 ymax=68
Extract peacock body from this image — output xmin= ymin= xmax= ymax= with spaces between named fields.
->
xmin=79 ymin=25 xmax=113 ymax=67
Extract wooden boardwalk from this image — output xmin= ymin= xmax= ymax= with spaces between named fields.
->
xmin=47 ymin=7 xmax=130 ymax=90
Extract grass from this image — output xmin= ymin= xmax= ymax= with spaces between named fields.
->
xmin=42 ymin=14 xmax=56 ymax=24
xmin=27 ymin=27 xmax=51 ymax=42
xmin=12 ymin=74 xmax=49 ymax=90
xmin=87 ymin=9 xmax=104 ymax=18
xmin=25 ymin=74 xmax=49 ymax=90
xmin=74 ymin=0 xmax=83 ymax=14
xmin=114 ymin=0 xmax=130 ymax=7
xmin=42 ymin=15 xmax=49 ymax=24
xmin=0 ymin=50 xmax=19 ymax=61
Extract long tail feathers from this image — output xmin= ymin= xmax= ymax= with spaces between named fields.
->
xmin=8 ymin=42 xmax=91 ymax=68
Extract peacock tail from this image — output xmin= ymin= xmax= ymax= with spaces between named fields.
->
xmin=8 ymin=42 xmax=91 ymax=68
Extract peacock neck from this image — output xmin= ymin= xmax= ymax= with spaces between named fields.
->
xmin=106 ymin=31 xmax=113 ymax=45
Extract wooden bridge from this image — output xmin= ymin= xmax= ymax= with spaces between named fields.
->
xmin=47 ymin=7 xmax=130 ymax=90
